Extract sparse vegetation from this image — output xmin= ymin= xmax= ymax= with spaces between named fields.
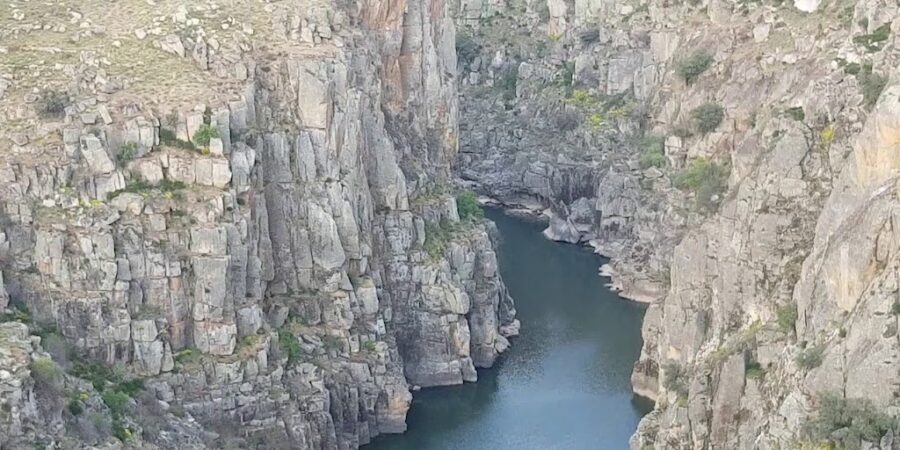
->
xmin=497 ymin=65 xmax=520 ymax=103
xmin=820 ymin=126 xmax=835 ymax=147
xmin=745 ymin=360 xmax=765 ymax=379
xmin=639 ymin=134 xmax=666 ymax=169
xmin=192 ymin=124 xmax=219 ymax=148
xmin=662 ymin=361 xmax=689 ymax=403
xmin=559 ymin=61 xmax=576 ymax=92
xmin=564 ymin=90 xmax=637 ymax=130
xmin=277 ymin=329 xmax=302 ymax=367
xmin=117 ymin=142 xmax=138 ymax=166
xmin=892 ymin=300 xmax=900 ymax=315
xmin=68 ymin=398 xmax=84 ymax=416
xmin=323 ymin=335 xmax=344 ymax=353
xmin=107 ymin=178 xmax=186 ymax=201
xmin=554 ymin=109 xmax=581 ymax=131
xmin=785 ymin=107 xmax=805 ymax=121
xmin=859 ymin=70 xmax=887 ymax=108
xmin=0 ymin=301 xmax=31 ymax=323
xmin=678 ymin=51 xmax=714 ymax=85
xmin=673 ymin=158 xmax=729 ymax=210
xmin=362 ymin=340 xmax=378 ymax=353
xmin=159 ymin=128 xmax=196 ymax=151
xmin=796 ymin=345 xmax=825 ymax=370
xmin=456 ymin=191 xmax=484 ymax=221
xmin=424 ymin=221 xmax=450 ymax=259
xmin=101 ymin=390 xmax=130 ymax=417
xmin=803 ymin=393 xmax=898 ymax=449
xmin=776 ymin=304 xmax=798 ymax=334
xmin=30 ymin=358 xmax=64 ymax=393
xmin=456 ymin=32 xmax=480 ymax=67
xmin=38 ymin=90 xmax=70 ymax=118
xmin=691 ymin=103 xmax=725 ymax=134
xmin=853 ymin=24 xmax=891 ymax=52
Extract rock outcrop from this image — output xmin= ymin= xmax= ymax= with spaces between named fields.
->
xmin=0 ymin=1 xmax=516 ymax=448
xmin=452 ymin=0 xmax=900 ymax=448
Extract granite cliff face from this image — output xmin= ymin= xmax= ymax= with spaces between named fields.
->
xmin=452 ymin=0 xmax=899 ymax=448
xmin=0 ymin=1 xmax=517 ymax=448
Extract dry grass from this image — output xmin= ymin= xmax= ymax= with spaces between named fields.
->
xmin=1 ymin=0 xmax=336 ymax=110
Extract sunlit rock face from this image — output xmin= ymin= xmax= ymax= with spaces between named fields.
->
xmin=0 ymin=1 xmax=516 ymax=448
xmin=451 ymin=0 xmax=900 ymax=449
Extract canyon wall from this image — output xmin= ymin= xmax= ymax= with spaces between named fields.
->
xmin=452 ymin=0 xmax=899 ymax=448
xmin=0 ymin=1 xmax=517 ymax=448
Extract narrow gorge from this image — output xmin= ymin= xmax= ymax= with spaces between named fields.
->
xmin=1 ymin=0 xmax=899 ymax=449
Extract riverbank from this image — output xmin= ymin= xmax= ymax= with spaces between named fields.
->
xmin=366 ymin=208 xmax=651 ymax=449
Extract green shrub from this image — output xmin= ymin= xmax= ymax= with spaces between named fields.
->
xmin=112 ymin=420 xmax=133 ymax=442
xmin=159 ymin=128 xmax=196 ymax=150
xmin=30 ymin=358 xmax=63 ymax=391
xmin=662 ymin=361 xmax=689 ymax=402
xmin=639 ymin=134 xmax=666 ymax=169
xmin=561 ymin=61 xmax=576 ymax=87
xmin=678 ymin=51 xmax=714 ymax=85
xmin=38 ymin=90 xmax=70 ymax=118
xmin=362 ymin=340 xmax=377 ymax=353
xmin=803 ymin=393 xmax=898 ymax=449
xmin=159 ymin=179 xmax=186 ymax=193
xmin=117 ymin=379 xmax=144 ymax=396
xmin=859 ymin=71 xmax=887 ymax=108
xmin=566 ymin=89 xmax=600 ymax=109
xmin=796 ymin=345 xmax=824 ymax=370
xmin=844 ymin=62 xmax=861 ymax=75
xmin=117 ymin=142 xmax=138 ymax=166
xmin=101 ymin=390 xmax=131 ymax=417
xmin=745 ymin=361 xmax=765 ymax=379
xmin=497 ymin=65 xmax=519 ymax=102
xmin=892 ymin=300 xmax=900 ymax=315
xmin=456 ymin=191 xmax=484 ymax=221
xmin=776 ymin=304 xmax=798 ymax=334
xmin=853 ymin=24 xmax=891 ymax=52
xmin=673 ymin=160 xmax=713 ymax=190
xmin=192 ymin=124 xmax=219 ymax=148
xmin=277 ymin=329 xmax=302 ymax=367
xmin=456 ymin=32 xmax=480 ymax=66
xmin=691 ymin=103 xmax=725 ymax=133
xmin=673 ymin=158 xmax=729 ymax=210
xmin=0 ymin=301 xmax=31 ymax=323
xmin=424 ymin=222 xmax=450 ymax=259
xmin=785 ymin=107 xmax=805 ymax=121
xmin=68 ymin=399 xmax=84 ymax=416
xmin=173 ymin=348 xmax=202 ymax=366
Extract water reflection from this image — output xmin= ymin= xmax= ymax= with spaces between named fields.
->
xmin=367 ymin=209 xmax=650 ymax=450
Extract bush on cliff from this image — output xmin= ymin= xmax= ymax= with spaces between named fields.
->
xmin=691 ymin=103 xmax=725 ymax=134
xmin=639 ymin=134 xmax=666 ymax=169
xmin=803 ymin=393 xmax=898 ymax=449
xmin=678 ymin=51 xmax=714 ymax=85
xmin=673 ymin=158 xmax=729 ymax=210
xmin=456 ymin=191 xmax=484 ymax=221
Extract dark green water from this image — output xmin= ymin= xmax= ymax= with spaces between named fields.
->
xmin=367 ymin=209 xmax=651 ymax=450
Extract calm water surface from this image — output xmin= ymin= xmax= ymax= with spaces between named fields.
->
xmin=367 ymin=209 xmax=651 ymax=450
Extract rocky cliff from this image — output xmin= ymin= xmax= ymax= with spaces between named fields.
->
xmin=0 ymin=1 xmax=517 ymax=448
xmin=452 ymin=0 xmax=899 ymax=448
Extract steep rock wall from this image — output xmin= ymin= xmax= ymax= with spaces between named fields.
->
xmin=0 ymin=1 xmax=516 ymax=448
xmin=452 ymin=0 xmax=900 ymax=448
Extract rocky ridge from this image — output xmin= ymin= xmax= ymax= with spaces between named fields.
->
xmin=0 ymin=1 xmax=517 ymax=448
xmin=452 ymin=0 xmax=899 ymax=448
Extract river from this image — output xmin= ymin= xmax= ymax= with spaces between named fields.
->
xmin=367 ymin=209 xmax=651 ymax=449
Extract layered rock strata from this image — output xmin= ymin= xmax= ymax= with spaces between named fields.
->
xmin=0 ymin=1 xmax=516 ymax=448
xmin=452 ymin=0 xmax=900 ymax=448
